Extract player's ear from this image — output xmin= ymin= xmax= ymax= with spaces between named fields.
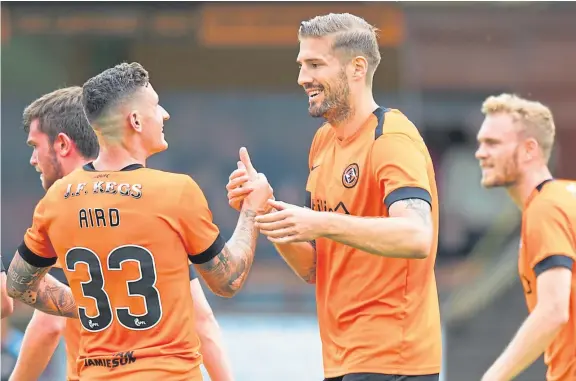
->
xmin=351 ymin=56 xmax=368 ymax=82
xmin=129 ymin=111 xmax=143 ymax=133
xmin=54 ymin=133 xmax=73 ymax=157
xmin=523 ymin=137 xmax=539 ymax=162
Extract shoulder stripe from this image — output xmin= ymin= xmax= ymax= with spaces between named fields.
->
xmin=373 ymin=107 xmax=390 ymax=139
xmin=18 ymin=241 xmax=57 ymax=268
xmin=534 ymin=255 xmax=574 ymax=277
xmin=384 ymin=187 xmax=432 ymax=211
xmin=188 ymin=234 xmax=226 ymax=265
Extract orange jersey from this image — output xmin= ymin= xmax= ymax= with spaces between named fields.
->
xmin=519 ymin=179 xmax=576 ymax=381
xmin=50 ymin=263 xmax=82 ymax=381
xmin=64 ymin=318 xmax=82 ymax=380
xmin=20 ymin=163 xmax=225 ymax=381
xmin=50 ymin=261 xmax=199 ymax=381
xmin=306 ymin=108 xmax=441 ymax=377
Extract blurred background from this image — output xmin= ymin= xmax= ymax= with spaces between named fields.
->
xmin=2 ymin=2 xmax=576 ymax=380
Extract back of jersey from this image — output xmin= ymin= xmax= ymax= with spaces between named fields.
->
xmin=24 ymin=163 xmax=224 ymax=381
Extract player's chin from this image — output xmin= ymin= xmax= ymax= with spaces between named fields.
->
xmin=308 ymin=105 xmax=325 ymax=118
xmin=481 ymin=176 xmax=503 ymax=189
xmin=156 ymin=139 xmax=169 ymax=152
xmin=41 ymin=176 xmax=54 ymax=191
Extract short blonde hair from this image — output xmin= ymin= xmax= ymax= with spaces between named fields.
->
xmin=299 ymin=13 xmax=381 ymax=84
xmin=482 ymin=93 xmax=556 ymax=161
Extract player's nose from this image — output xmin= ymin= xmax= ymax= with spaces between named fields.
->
xmin=475 ymin=147 xmax=486 ymax=160
xmin=161 ymin=106 xmax=170 ymax=121
xmin=30 ymin=152 xmax=38 ymax=167
xmin=475 ymin=143 xmax=488 ymax=160
xmin=297 ymin=67 xmax=312 ymax=87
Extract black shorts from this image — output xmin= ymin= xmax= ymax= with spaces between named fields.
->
xmin=325 ymin=373 xmax=440 ymax=381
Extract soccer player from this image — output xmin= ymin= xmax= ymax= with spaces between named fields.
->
xmin=1 ymin=256 xmax=14 ymax=318
xmin=226 ymin=13 xmax=441 ymax=381
xmin=9 ymin=86 xmax=99 ymax=381
xmin=7 ymin=62 xmax=271 ymax=380
xmin=9 ymin=86 xmax=235 ymax=381
xmin=476 ymin=94 xmax=575 ymax=381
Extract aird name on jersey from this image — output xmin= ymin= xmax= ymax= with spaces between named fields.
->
xmin=64 ymin=182 xmax=143 ymax=199
xmin=79 ymin=208 xmax=120 ymax=229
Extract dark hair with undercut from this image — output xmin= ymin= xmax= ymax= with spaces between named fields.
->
xmin=82 ymin=62 xmax=149 ymax=127
xmin=22 ymin=86 xmax=99 ymax=159
xmin=299 ymin=13 xmax=381 ymax=85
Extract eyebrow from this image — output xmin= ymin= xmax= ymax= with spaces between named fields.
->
xmin=297 ymin=57 xmax=323 ymax=64
xmin=478 ymin=137 xmax=501 ymax=143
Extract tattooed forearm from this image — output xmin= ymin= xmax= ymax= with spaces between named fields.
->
xmin=397 ymin=198 xmax=432 ymax=226
xmin=7 ymin=253 xmax=77 ymax=318
xmin=301 ymin=249 xmax=317 ymax=283
xmin=231 ymin=209 xmax=258 ymax=255
xmin=7 ymin=254 xmax=51 ymax=297
xmin=35 ymin=275 xmax=78 ymax=318
xmin=197 ymin=209 xmax=258 ymax=298
xmin=271 ymin=240 xmax=317 ymax=284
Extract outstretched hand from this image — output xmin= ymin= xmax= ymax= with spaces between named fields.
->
xmin=229 ymin=147 xmax=274 ymax=214
xmin=226 ymin=147 xmax=255 ymax=211
xmin=255 ymin=199 xmax=324 ymax=243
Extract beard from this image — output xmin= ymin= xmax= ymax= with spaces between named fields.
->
xmin=308 ymin=69 xmax=352 ymax=124
xmin=482 ymin=146 xmax=522 ymax=189
xmin=42 ymin=148 xmax=64 ymax=190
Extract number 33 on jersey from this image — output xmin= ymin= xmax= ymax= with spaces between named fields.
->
xmin=18 ymin=163 xmax=226 ymax=380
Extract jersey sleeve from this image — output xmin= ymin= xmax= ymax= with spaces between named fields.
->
xmin=526 ymin=198 xmax=576 ymax=277
xmin=371 ymin=133 xmax=432 ymax=210
xmin=178 ymin=176 xmax=226 ymax=265
xmin=19 ymin=197 xmax=57 ymax=267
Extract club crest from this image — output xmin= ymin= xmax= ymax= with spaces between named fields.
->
xmin=342 ymin=163 xmax=359 ymax=188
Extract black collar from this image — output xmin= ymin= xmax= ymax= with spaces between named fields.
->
xmin=535 ymin=178 xmax=554 ymax=192
xmin=83 ymin=162 xmax=144 ymax=172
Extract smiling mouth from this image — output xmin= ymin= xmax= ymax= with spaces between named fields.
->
xmin=308 ymin=89 xmax=323 ymax=101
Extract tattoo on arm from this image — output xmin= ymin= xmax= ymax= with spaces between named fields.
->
xmin=7 ymin=253 xmax=77 ymax=318
xmin=7 ymin=254 xmax=51 ymax=299
xmin=36 ymin=275 xmax=77 ymax=318
xmin=273 ymin=240 xmax=317 ymax=284
xmin=196 ymin=209 xmax=258 ymax=297
xmin=302 ymin=248 xmax=317 ymax=283
xmin=396 ymin=198 xmax=432 ymax=226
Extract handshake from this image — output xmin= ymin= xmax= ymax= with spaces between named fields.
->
xmin=225 ymin=147 xmax=322 ymax=244
xmin=225 ymin=147 xmax=275 ymax=215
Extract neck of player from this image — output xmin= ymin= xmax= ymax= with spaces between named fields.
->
xmin=92 ymin=140 xmax=147 ymax=171
xmin=331 ymin=89 xmax=379 ymax=141
xmin=507 ymin=165 xmax=553 ymax=209
xmin=63 ymin=156 xmax=93 ymax=177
